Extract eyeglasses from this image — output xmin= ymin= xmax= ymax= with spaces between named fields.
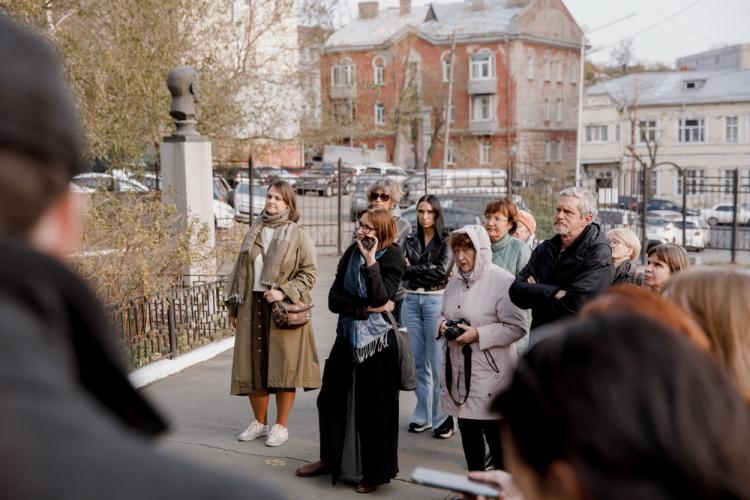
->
xmin=369 ymin=192 xmax=391 ymax=202
xmin=355 ymin=220 xmax=376 ymax=232
xmin=484 ymin=215 xmax=509 ymax=224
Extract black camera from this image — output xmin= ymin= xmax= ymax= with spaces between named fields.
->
xmin=443 ymin=319 xmax=469 ymax=341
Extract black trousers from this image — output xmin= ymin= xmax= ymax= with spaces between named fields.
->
xmin=457 ymin=418 xmax=503 ymax=471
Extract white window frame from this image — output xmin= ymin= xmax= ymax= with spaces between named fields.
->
xmin=372 ymin=57 xmax=385 ymax=86
xmin=543 ymin=99 xmax=550 ymax=122
xmin=331 ymin=60 xmax=353 ymax=87
xmin=543 ymin=51 xmax=551 ymax=81
xmin=446 ymin=144 xmax=455 ymax=164
xmin=374 ymin=102 xmax=385 ymax=125
xmin=615 ymin=124 xmax=621 ymax=142
xmin=684 ymin=168 xmax=706 ymax=195
xmin=470 ymin=50 xmax=495 ymax=81
xmin=479 ymin=142 xmax=491 ymax=164
xmin=555 ymin=98 xmax=562 ymax=122
xmin=375 ymin=141 xmax=386 ymax=151
xmin=638 ymin=119 xmax=658 ymax=144
xmin=555 ymin=57 xmax=563 ymax=82
xmin=471 ymin=95 xmax=494 ymax=121
xmin=570 ymin=57 xmax=578 ymax=84
xmin=725 ymin=116 xmax=739 ymax=144
xmin=526 ymin=49 xmax=534 ymax=80
xmin=584 ymin=124 xmax=608 ymax=143
xmin=441 ymin=51 xmax=452 ymax=83
xmin=544 ymin=140 xmax=551 ymax=162
xmin=721 ymin=168 xmax=735 ymax=194
xmin=677 ymin=118 xmax=706 ymax=144
xmin=557 ymin=139 xmax=563 ymax=161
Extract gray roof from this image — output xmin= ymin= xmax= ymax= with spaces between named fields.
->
xmin=325 ymin=0 xmax=524 ymax=50
xmin=585 ymin=69 xmax=750 ymax=106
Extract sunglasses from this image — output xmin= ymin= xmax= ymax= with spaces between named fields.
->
xmin=369 ymin=192 xmax=391 ymax=202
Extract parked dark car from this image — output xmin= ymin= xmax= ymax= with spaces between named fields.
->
xmin=234 ymin=166 xmax=297 ymax=187
xmin=401 ymin=206 xmax=482 ymax=232
xmin=296 ymin=163 xmax=353 ymax=197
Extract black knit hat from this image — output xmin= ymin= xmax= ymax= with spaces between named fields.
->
xmin=0 ymin=15 xmax=83 ymax=176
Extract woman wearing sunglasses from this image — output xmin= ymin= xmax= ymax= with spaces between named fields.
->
xmin=296 ymin=208 xmax=406 ymax=494
xmin=366 ymin=179 xmax=411 ymax=246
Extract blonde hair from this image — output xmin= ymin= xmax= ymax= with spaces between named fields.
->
xmin=367 ymin=178 xmax=402 ymax=204
xmin=662 ymin=267 xmax=750 ymax=401
xmin=607 ymin=227 xmax=641 ymax=261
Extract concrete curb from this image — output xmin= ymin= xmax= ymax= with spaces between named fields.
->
xmin=129 ymin=337 xmax=235 ymax=389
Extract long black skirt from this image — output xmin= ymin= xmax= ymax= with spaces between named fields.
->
xmin=317 ymin=329 xmax=400 ymax=487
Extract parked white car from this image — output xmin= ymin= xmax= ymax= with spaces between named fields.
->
xmin=233 ymin=181 xmax=267 ymax=223
xmin=673 ymin=216 xmax=710 ymax=251
xmin=646 ymin=216 xmax=677 ymax=244
xmin=701 ymin=203 xmax=750 ymax=226
xmin=72 ymin=172 xmax=149 ymax=192
xmin=213 ymin=199 xmax=235 ymax=230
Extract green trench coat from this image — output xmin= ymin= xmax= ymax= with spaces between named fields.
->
xmin=230 ymin=223 xmax=321 ymax=394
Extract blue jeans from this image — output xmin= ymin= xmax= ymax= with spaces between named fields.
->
xmin=401 ymin=293 xmax=448 ymax=428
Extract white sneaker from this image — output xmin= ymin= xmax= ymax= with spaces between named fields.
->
xmin=265 ymin=424 xmax=289 ymax=447
xmin=238 ymin=420 xmax=268 ymax=441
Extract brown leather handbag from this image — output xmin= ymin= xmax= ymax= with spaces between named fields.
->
xmin=271 ymin=299 xmax=313 ymax=329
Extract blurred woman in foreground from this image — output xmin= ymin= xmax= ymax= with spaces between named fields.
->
xmin=663 ymin=266 xmax=750 ymax=401
xmin=470 ymin=315 xmax=750 ymax=500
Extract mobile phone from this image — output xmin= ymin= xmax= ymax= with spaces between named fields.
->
xmin=411 ymin=467 xmax=500 ymax=498
xmin=361 ymin=237 xmax=376 ymax=250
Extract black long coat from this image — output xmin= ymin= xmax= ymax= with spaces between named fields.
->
xmin=318 ymin=243 xmax=405 ymax=487
xmin=0 ymin=237 xmax=281 ymax=500
xmin=509 ymin=223 xmax=614 ymax=330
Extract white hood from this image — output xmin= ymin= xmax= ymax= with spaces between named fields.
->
xmin=451 ymin=224 xmax=493 ymax=286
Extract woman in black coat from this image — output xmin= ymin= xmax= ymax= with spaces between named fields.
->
xmin=295 ymin=208 xmax=406 ymax=494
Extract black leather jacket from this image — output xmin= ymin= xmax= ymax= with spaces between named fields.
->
xmin=401 ymin=231 xmax=453 ymax=292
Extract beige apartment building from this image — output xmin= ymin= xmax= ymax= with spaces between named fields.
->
xmin=580 ymin=69 xmax=750 ymax=207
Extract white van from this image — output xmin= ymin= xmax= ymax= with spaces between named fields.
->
xmin=403 ymin=168 xmax=507 ymax=205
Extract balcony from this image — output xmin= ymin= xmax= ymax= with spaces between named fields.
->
xmin=469 ymin=119 xmax=497 ymax=134
xmin=468 ymin=78 xmax=496 ymax=95
xmin=330 ymin=84 xmax=356 ymax=100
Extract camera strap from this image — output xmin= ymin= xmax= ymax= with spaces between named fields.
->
xmin=445 ymin=344 xmax=472 ymax=406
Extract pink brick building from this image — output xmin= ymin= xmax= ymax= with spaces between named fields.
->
xmin=321 ymin=0 xmax=582 ymax=179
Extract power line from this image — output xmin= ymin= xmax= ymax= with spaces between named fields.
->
xmin=640 ymin=0 xmax=715 ymax=44
xmin=589 ymin=0 xmax=706 ymax=55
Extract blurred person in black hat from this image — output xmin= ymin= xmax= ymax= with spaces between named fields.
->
xmin=0 ymin=14 xmax=280 ymax=500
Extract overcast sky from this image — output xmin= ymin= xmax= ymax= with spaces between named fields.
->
xmin=339 ymin=0 xmax=750 ymax=67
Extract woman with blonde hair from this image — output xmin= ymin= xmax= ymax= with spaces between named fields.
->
xmin=663 ymin=267 xmax=750 ymax=401
xmin=644 ymin=243 xmax=689 ymax=292
xmin=607 ymin=227 xmax=643 ymax=286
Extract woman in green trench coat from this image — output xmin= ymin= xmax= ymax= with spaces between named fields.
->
xmin=225 ymin=180 xmax=320 ymax=447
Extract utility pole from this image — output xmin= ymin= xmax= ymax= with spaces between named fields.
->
xmin=575 ymin=13 xmax=636 ymax=187
xmin=442 ymin=30 xmax=457 ymax=174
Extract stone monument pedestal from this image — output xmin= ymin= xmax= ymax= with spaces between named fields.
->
xmin=160 ymin=134 xmax=215 ymax=284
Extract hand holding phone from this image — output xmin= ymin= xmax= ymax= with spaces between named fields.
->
xmin=361 ymin=237 xmax=376 ymax=250
xmin=411 ymin=467 xmax=500 ymax=499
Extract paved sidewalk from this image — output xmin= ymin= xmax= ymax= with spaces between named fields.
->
xmin=142 ymin=253 xmax=466 ymax=499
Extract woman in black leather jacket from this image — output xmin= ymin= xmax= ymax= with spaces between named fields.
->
xmin=400 ymin=195 xmax=455 ymax=439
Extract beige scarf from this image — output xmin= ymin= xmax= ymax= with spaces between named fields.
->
xmin=224 ymin=209 xmax=295 ymax=306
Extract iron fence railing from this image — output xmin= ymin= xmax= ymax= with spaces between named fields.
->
xmin=111 ymin=276 xmax=230 ymax=369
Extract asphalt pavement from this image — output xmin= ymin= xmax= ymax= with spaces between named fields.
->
xmin=143 ymin=252 xmax=466 ymax=500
